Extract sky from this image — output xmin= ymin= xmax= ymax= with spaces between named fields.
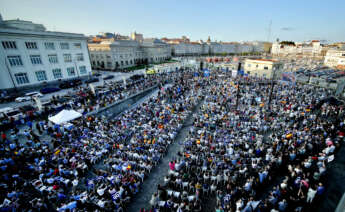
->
xmin=1 ymin=0 xmax=345 ymax=43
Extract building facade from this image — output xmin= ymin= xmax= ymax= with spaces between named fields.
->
xmin=162 ymin=36 xmax=269 ymax=56
xmin=0 ymin=15 xmax=91 ymax=90
xmin=324 ymin=50 xmax=345 ymax=68
xmin=88 ymin=38 xmax=171 ymax=70
xmin=271 ymin=40 xmax=324 ymax=58
xmin=244 ymin=58 xmax=283 ymax=79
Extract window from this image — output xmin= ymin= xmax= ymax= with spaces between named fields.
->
xmin=63 ymin=54 xmax=72 ymax=62
xmin=30 ymin=55 xmax=42 ymax=65
xmin=342 ymin=54 xmax=345 ymax=57
xmin=7 ymin=56 xmax=23 ymax=66
xmin=25 ymin=42 xmax=38 ymax=49
xmin=79 ymin=66 xmax=87 ymax=75
xmin=67 ymin=67 xmax=75 ymax=76
xmin=106 ymin=55 xmax=111 ymax=59
xmin=125 ymin=61 xmax=128 ymax=65
xmin=52 ymin=68 xmax=63 ymax=79
xmin=247 ymin=64 xmax=251 ymax=67
xmin=35 ymin=71 xmax=47 ymax=81
xmin=76 ymin=53 xmax=84 ymax=61
xmin=48 ymin=54 xmax=58 ymax=63
xmin=107 ymin=62 xmax=112 ymax=67
xmin=15 ymin=73 xmax=29 ymax=85
xmin=74 ymin=43 xmax=81 ymax=49
xmin=2 ymin=41 xmax=17 ymax=49
xmin=44 ymin=42 xmax=55 ymax=50
xmin=121 ymin=61 xmax=123 ymax=66
xmin=60 ymin=42 xmax=69 ymax=49
xmin=264 ymin=66 xmax=268 ymax=70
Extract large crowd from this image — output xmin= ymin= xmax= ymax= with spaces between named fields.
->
xmin=149 ymin=74 xmax=344 ymax=212
xmin=0 ymin=68 xmax=344 ymax=212
xmin=0 ymin=70 xmax=210 ymax=211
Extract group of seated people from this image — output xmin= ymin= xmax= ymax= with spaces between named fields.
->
xmin=149 ymin=75 xmax=343 ymax=212
xmin=0 ymin=70 xmax=211 ymax=211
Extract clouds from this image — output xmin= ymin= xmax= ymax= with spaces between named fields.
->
xmin=281 ymin=27 xmax=295 ymax=31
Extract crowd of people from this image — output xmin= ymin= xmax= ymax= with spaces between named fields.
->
xmin=149 ymin=74 xmax=344 ymax=212
xmin=0 ymin=70 xmax=211 ymax=211
xmin=1 ymin=67 xmax=344 ymax=212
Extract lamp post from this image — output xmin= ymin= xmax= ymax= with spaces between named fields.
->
xmin=4 ymin=58 xmax=17 ymax=91
xmin=268 ymin=66 xmax=277 ymax=109
xmin=73 ymin=58 xmax=80 ymax=79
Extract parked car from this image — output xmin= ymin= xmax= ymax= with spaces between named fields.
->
xmin=103 ymin=75 xmax=114 ymax=80
xmin=40 ymin=87 xmax=61 ymax=94
xmin=15 ymin=92 xmax=43 ymax=102
xmin=0 ymin=93 xmax=22 ymax=103
xmin=326 ymin=78 xmax=337 ymax=83
xmin=93 ymin=73 xmax=102 ymax=77
xmin=85 ymin=78 xmax=99 ymax=83
xmin=0 ymin=107 xmax=14 ymax=118
xmin=4 ymin=108 xmax=23 ymax=121
xmin=59 ymin=79 xmax=82 ymax=89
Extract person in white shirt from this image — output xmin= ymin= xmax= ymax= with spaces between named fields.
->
xmin=306 ymin=186 xmax=317 ymax=203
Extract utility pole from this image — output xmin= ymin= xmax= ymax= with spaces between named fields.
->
xmin=236 ymin=62 xmax=242 ymax=108
xmin=236 ymin=78 xmax=240 ymax=108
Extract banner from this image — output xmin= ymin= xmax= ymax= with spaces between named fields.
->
xmin=281 ymin=72 xmax=296 ymax=84
xmin=203 ymin=69 xmax=210 ymax=77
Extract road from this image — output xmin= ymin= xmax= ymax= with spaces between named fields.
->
xmin=0 ymin=69 xmax=146 ymax=109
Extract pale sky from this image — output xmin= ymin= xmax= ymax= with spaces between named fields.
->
xmin=1 ymin=0 xmax=344 ymax=43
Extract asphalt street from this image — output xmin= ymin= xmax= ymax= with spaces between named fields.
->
xmin=0 ymin=69 xmax=146 ymax=109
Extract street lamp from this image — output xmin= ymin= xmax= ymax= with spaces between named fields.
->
xmin=4 ymin=58 xmax=17 ymax=91
xmin=73 ymin=57 xmax=80 ymax=79
xmin=268 ymin=66 xmax=277 ymax=108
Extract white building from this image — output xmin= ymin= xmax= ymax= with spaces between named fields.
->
xmin=170 ymin=42 xmax=205 ymax=56
xmin=88 ymin=37 xmax=171 ymax=70
xmin=324 ymin=50 xmax=345 ymax=68
xmin=271 ymin=40 xmax=324 ymax=58
xmin=244 ymin=58 xmax=283 ymax=79
xmin=162 ymin=36 xmax=266 ymax=56
xmin=0 ymin=15 xmax=91 ymax=90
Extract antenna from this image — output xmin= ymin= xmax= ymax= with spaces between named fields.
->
xmin=267 ymin=20 xmax=272 ymax=42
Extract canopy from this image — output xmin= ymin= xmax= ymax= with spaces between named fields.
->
xmin=48 ymin=109 xmax=82 ymax=124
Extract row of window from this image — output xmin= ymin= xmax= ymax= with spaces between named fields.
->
xmin=2 ymin=41 xmax=82 ymax=50
xmin=14 ymin=66 xmax=88 ymax=85
xmin=6 ymin=53 xmax=84 ymax=67
xmin=92 ymin=56 xmax=169 ymax=68
xmin=247 ymin=64 xmax=269 ymax=69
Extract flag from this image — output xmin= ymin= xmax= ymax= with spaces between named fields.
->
xmin=111 ymin=192 xmax=120 ymax=203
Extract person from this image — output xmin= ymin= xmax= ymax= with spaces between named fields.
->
xmin=307 ymin=186 xmax=317 ymax=203
xmin=169 ymin=161 xmax=175 ymax=171
xmin=149 ymin=192 xmax=159 ymax=208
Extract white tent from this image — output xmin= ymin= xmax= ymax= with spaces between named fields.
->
xmin=48 ymin=109 xmax=82 ymax=125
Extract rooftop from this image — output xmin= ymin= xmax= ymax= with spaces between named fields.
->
xmin=247 ymin=58 xmax=277 ymax=62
